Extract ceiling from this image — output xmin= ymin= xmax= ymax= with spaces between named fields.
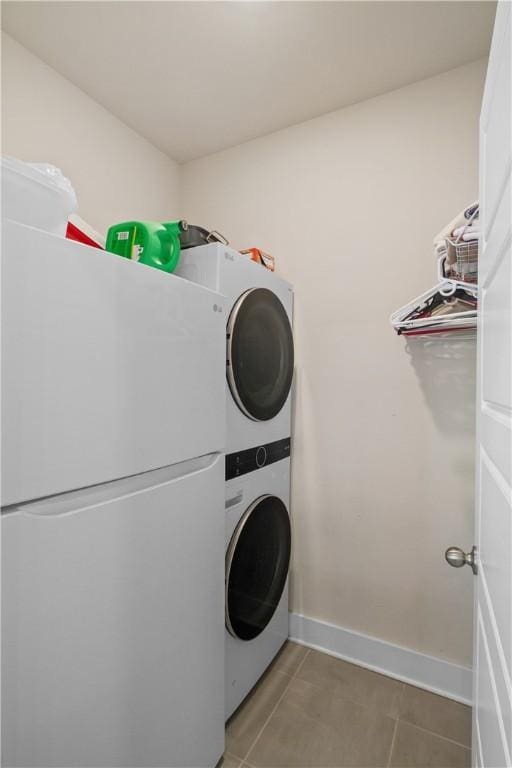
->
xmin=2 ymin=1 xmax=495 ymax=163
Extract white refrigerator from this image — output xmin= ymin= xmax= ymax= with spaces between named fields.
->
xmin=1 ymin=220 xmax=226 ymax=767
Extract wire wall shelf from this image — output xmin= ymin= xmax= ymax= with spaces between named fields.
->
xmin=391 ymin=203 xmax=479 ymax=337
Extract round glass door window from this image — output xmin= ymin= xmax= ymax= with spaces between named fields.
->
xmin=226 ymin=495 xmax=291 ymax=641
xmin=227 ymin=288 xmax=294 ymax=421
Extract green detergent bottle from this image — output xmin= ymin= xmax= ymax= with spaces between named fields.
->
xmin=106 ymin=220 xmax=182 ymax=273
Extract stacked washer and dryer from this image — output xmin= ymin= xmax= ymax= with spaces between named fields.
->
xmin=175 ymin=244 xmax=294 ymax=718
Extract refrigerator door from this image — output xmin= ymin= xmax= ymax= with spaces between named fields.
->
xmin=2 ymin=454 xmax=224 ymax=768
xmin=1 ymin=220 xmax=226 ymax=505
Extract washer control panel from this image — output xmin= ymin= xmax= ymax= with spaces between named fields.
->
xmin=226 ymin=437 xmax=291 ymax=480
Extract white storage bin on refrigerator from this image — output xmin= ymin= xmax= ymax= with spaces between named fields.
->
xmin=1 ymin=157 xmax=77 ymax=236
xmin=1 ymin=220 xmax=226 ymax=506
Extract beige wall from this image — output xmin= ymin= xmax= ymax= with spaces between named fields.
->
xmin=181 ymin=59 xmax=487 ymax=667
xmin=1 ymin=33 xmax=179 ymax=235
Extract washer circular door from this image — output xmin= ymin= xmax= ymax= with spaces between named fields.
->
xmin=227 ymin=288 xmax=294 ymax=421
xmin=226 ymin=495 xmax=291 ymax=641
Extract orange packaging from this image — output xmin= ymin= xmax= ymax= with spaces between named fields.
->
xmin=240 ymin=247 xmax=275 ymax=272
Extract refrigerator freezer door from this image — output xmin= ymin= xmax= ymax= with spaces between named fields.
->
xmin=2 ymin=454 xmax=224 ymax=767
xmin=1 ymin=220 xmax=226 ymax=505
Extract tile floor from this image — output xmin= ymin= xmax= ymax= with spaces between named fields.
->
xmin=222 ymin=642 xmax=471 ymax=768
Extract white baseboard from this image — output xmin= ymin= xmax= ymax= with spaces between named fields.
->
xmin=289 ymin=612 xmax=472 ymax=705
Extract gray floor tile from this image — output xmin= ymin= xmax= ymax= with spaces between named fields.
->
xmin=399 ymin=685 xmax=472 ymax=747
xmin=296 ymin=649 xmax=404 ymax=718
xmin=271 ymin=641 xmax=309 ymax=677
xmin=390 ymin=722 xmax=471 ymax=768
xmin=246 ymin=677 xmax=396 ymax=767
xmin=226 ymin=669 xmax=291 ymax=760
xmin=221 ymin=753 xmax=243 ymax=768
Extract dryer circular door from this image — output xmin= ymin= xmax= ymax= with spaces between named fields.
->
xmin=226 ymin=494 xmax=291 ymax=641
xmin=227 ymin=288 xmax=294 ymax=421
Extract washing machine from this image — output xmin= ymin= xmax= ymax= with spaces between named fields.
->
xmin=224 ymin=441 xmax=291 ymax=719
xmin=175 ymin=244 xmax=294 ymax=453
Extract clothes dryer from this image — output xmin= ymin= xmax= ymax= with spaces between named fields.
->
xmin=175 ymin=245 xmax=294 ymax=454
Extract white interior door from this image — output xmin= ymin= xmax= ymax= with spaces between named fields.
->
xmin=474 ymin=3 xmax=512 ymax=766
